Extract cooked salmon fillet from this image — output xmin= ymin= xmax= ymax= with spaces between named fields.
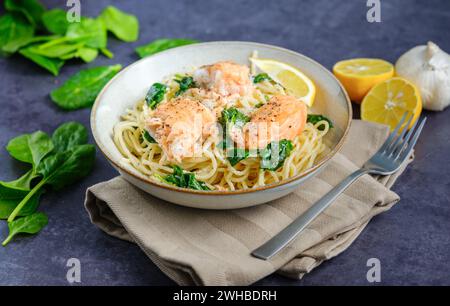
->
xmin=193 ymin=61 xmax=254 ymax=100
xmin=230 ymin=95 xmax=307 ymax=149
xmin=146 ymin=98 xmax=217 ymax=162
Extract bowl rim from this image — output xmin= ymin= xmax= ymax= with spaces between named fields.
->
xmin=91 ymin=41 xmax=352 ymax=195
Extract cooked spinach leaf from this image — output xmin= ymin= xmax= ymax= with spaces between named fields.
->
xmin=41 ymin=8 xmax=68 ymax=35
xmin=50 ymin=64 xmax=122 ymax=110
xmin=175 ymin=76 xmax=196 ymax=96
xmin=136 ymin=38 xmax=199 ymax=58
xmin=158 ymin=166 xmax=209 ymax=191
xmin=0 ymin=13 xmax=35 ymax=55
xmin=259 ymin=140 xmax=294 ymax=171
xmin=145 ymin=83 xmax=167 ymax=109
xmin=307 ymin=114 xmax=333 ymax=131
xmin=253 ymin=73 xmax=272 ymax=84
xmin=226 ymin=148 xmax=250 ymax=166
xmin=142 ymin=130 xmax=156 ymax=144
xmin=220 ymin=108 xmax=250 ymax=128
xmin=5 ymin=0 xmax=45 ymax=28
xmin=99 ymin=6 xmax=139 ymax=42
xmin=2 ymin=212 xmax=48 ymax=246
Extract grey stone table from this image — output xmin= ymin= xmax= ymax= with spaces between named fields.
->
xmin=1 ymin=0 xmax=449 ymax=285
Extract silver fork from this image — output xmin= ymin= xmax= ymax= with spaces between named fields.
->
xmin=252 ymin=113 xmax=427 ymax=260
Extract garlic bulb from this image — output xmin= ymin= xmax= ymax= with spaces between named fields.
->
xmin=395 ymin=41 xmax=450 ymax=111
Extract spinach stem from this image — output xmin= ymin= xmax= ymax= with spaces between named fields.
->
xmin=7 ymin=178 xmax=47 ymax=223
xmin=2 ymin=232 xmax=14 ymax=246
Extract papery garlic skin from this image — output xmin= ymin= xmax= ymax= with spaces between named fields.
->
xmin=395 ymin=41 xmax=450 ymax=111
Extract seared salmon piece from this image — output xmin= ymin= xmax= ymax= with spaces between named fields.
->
xmin=231 ymin=95 xmax=307 ymax=149
xmin=146 ymin=98 xmax=217 ymax=162
xmin=193 ymin=61 xmax=254 ymax=99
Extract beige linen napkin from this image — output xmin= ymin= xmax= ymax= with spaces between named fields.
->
xmin=85 ymin=120 xmax=412 ymax=286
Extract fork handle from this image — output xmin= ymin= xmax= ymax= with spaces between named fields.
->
xmin=252 ymin=168 xmax=369 ymax=260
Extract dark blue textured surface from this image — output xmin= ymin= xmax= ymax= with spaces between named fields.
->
xmin=0 ymin=0 xmax=449 ymax=286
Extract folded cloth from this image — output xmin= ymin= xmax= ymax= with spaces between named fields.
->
xmin=85 ymin=120 xmax=413 ymax=286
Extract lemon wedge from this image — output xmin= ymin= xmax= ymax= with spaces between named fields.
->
xmin=333 ymin=58 xmax=394 ymax=102
xmin=361 ymin=77 xmax=422 ymax=131
xmin=250 ymin=58 xmax=316 ymax=107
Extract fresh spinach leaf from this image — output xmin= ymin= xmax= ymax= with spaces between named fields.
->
xmin=259 ymin=139 xmax=294 ymax=171
xmin=42 ymin=8 xmax=68 ymax=35
xmin=145 ymin=83 xmax=167 ymax=109
xmin=19 ymin=47 xmax=65 ymax=75
xmin=0 ymin=13 xmax=35 ymax=55
xmin=5 ymin=122 xmax=95 ymax=224
xmin=99 ymin=6 xmax=139 ymax=42
xmin=50 ymin=64 xmax=122 ymax=110
xmin=5 ymin=0 xmax=45 ymax=28
xmin=160 ymin=166 xmax=209 ymax=191
xmin=0 ymin=170 xmax=38 ymax=191
xmin=142 ymin=130 xmax=156 ymax=144
xmin=51 ymin=122 xmax=88 ymax=152
xmin=307 ymin=114 xmax=333 ymax=131
xmin=66 ymin=17 xmax=107 ymax=49
xmin=253 ymin=73 xmax=272 ymax=84
xmin=28 ymin=41 xmax=85 ymax=58
xmin=2 ymin=212 xmax=48 ymax=246
xmin=0 ymin=188 xmax=42 ymax=220
xmin=135 ymin=38 xmax=199 ymax=58
xmin=6 ymin=130 xmax=53 ymax=167
xmin=35 ymin=144 xmax=95 ymax=190
xmin=75 ymin=47 xmax=98 ymax=63
xmin=175 ymin=76 xmax=196 ymax=96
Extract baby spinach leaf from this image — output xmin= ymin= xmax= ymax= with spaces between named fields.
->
xmin=19 ymin=47 xmax=65 ymax=76
xmin=42 ymin=8 xmax=68 ymax=35
xmin=50 ymin=64 xmax=122 ymax=110
xmin=27 ymin=41 xmax=85 ymax=58
xmin=36 ymin=144 xmax=95 ymax=190
xmin=161 ymin=166 xmax=210 ymax=191
xmin=51 ymin=122 xmax=88 ymax=153
xmin=175 ymin=76 xmax=196 ymax=96
xmin=75 ymin=47 xmax=98 ymax=63
xmin=7 ymin=130 xmax=53 ymax=167
xmin=2 ymin=212 xmax=48 ymax=246
xmin=99 ymin=6 xmax=139 ymax=42
xmin=0 ymin=188 xmax=42 ymax=220
xmin=0 ymin=13 xmax=35 ymax=55
xmin=259 ymin=140 xmax=294 ymax=171
xmin=66 ymin=17 xmax=107 ymax=49
xmin=253 ymin=73 xmax=272 ymax=84
xmin=307 ymin=114 xmax=333 ymax=131
xmin=5 ymin=0 xmax=46 ymax=28
xmin=136 ymin=38 xmax=199 ymax=58
xmin=145 ymin=83 xmax=167 ymax=109
xmin=0 ymin=170 xmax=38 ymax=191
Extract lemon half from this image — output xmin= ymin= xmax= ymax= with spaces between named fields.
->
xmin=361 ymin=77 xmax=422 ymax=131
xmin=333 ymin=58 xmax=394 ymax=103
xmin=250 ymin=58 xmax=316 ymax=107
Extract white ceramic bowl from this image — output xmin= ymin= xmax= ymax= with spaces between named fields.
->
xmin=91 ymin=41 xmax=352 ymax=209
